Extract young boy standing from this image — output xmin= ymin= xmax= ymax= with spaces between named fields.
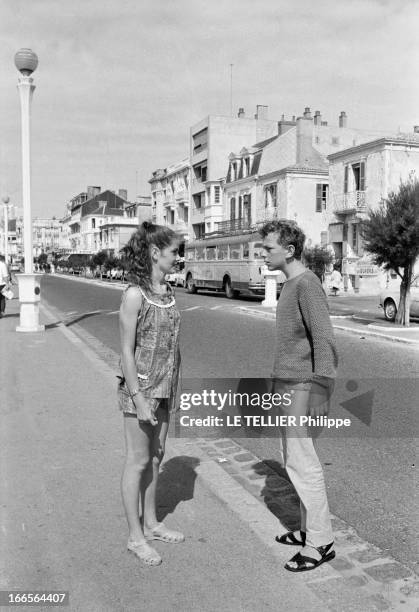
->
xmin=261 ymin=220 xmax=338 ymax=572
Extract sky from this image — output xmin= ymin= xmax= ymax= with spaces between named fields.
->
xmin=0 ymin=0 xmax=418 ymax=218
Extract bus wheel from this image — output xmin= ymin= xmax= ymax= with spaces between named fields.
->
xmin=186 ymin=275 xmax=197 ymax=294
xmin=224 ymin=277 xmax=238 ymax=299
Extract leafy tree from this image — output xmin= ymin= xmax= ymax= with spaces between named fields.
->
xmin=37 ymin=252 xmax=48 ymax=266
xmin=303 ymin=246 xmax=334 ymax=282
xmin=103 ymin=255 xmax=117 ymax=272
xmin=361 ymin=177 xmax=419 ymax=326
xmin=91 ymin=250 xmax=108 ymax=269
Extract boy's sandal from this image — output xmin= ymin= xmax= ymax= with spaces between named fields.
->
xmin=284 ymin=542 xmax=335 ymax=572
xmin=144 ymin=522 xmax=185 ymax=544
xmin=275 ymin=530 xmax=306 ymax=546
xmin=127 ymin=540 xmax=162 ymax=566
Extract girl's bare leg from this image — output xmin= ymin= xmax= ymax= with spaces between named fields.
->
xmin=142 ymin=403 xmax=169 ymax=529
xmin=121 ymin=414 xmax=152 ymax=543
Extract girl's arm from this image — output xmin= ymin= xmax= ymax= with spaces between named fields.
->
xmin=119 ymin=287 xmax=157 ymax=425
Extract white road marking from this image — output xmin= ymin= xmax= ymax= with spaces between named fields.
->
xmin=182 ymin=306 xmax=201 ymax=311
xmin=106 ymin=310 xmax=120 ymax=315
xmin=22 ymin=523 xmax=25 ymax=531
xmin=1 ymin=526 xmax=6 ymax=535
xmin=209 ymin=305 xmax=222 ymax=310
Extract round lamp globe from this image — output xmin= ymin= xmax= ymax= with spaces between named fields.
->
xmin=14 ymin=48 xmax=38 ymax=76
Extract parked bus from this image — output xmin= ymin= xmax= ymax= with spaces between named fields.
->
xmin=184 ymin=231 xmax=284 ymax=298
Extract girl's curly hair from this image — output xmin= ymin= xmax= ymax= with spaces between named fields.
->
xmin=120 ymin=221 xmax=177 ymax=290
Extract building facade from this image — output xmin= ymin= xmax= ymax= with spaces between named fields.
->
xmin=60 ymin=186 xmax=141 ymax=256
xmin=221 ymin=108 xmax=383 ymax=246
xmin=149 ymin=159 xmax=191 ymax=241
xmin=189 ymin=106 xmax=279 ymax=238
xmin=328 ymin=132 xmax=419 ymax=293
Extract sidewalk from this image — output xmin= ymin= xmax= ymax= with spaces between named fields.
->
xmin=1 ymin=297 xmax=418 ymax=611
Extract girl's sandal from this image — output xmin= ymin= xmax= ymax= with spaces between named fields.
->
xmin=144 ymin=522 xmax=185 ymax=544
xmin=127 ymin=540 xmax=162 ymax=566
xmin=275 ymin=530 xmax=306 ymax=546
xmin=284 ymin=542 xmax=335 ymax=572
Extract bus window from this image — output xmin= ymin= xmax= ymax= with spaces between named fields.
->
xmin=218 ymin=244 xmax=228 ymax=260
xmin=243 ymin=243 xmax=249 ymax=259
xmin=186 ymin=249 xmax=195 ymax=261
xmin=230 ymin=244 xmax=241 ymax=260
xmin=206 ymin=246 xmax=216 ymax=260
xmin=253 ymin=242 xmax=264 ymax=259
xmin=196 ymin=247 xmax=205 ymax=261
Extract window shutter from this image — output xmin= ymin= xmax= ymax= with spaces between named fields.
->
xmin=344 ymin=166 xmax=348 ymax=193
xmin=316 ymin=184 xmax=322 ymax=212
xmin=360 ymin=161 xmax=365 ymax=191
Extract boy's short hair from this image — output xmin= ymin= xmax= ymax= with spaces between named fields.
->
xmin=259 ymin=219 xmax=306 ymax=259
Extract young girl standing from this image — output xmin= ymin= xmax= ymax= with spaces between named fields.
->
xmin=118 ymin=222 xmax=184 ymax=566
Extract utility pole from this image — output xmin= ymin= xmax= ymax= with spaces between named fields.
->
xmin=230 ymin=63 xmax=233 ymax=117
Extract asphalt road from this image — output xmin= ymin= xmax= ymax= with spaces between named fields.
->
xmin=41 ymin=275 xmax=419 ymax=573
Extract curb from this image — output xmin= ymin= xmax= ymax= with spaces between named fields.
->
xmin=51 ymin=272 xmax=126 ymax=291
xmin=237 ymin=306 xmax=419 ymax=346
xmin=332 ymin=324 xmax=419 ymax=345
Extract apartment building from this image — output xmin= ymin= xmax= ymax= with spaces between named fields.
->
xmin=328 ymin=130 xmax=419 ymax=292
xmin=125 ymin=195 xmax=152 ymax=223
xmin=221 ymin=108 xmax=384 ymax=246
xmin=32 ymin=218 xmax=61 ymax=256
xmin=61 ymin=186 xmax=139 ymax=255
xmin=190 ymin=106 xmax=279 ymax=238
xmin=149 ymin=159 xmax=191 ymax=241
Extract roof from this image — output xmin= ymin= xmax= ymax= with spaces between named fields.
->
xmin=328 ymin=133 xmax=419 ymax=161
xmin=81 ymin=190 xmax=126 ymax=218
xmin=251 ymin=135 xmax=279 ymax=149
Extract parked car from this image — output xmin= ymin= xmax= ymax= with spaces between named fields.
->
xmin=172 ymin=270 xmax=186 ymax=287
xmin=166 ymin=271 xmax=177 ymax=285
xmin=379 ymin=274 xmax=419 ymax=321
xmin=111 ymin=268 xmax=124 ymax=280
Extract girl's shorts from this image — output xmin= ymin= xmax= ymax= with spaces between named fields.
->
xmin=118 ymin=389 xmax=168 ymax=416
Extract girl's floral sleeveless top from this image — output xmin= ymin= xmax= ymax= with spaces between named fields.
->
xmin=118 ymin=283 xmax=181 ymax=410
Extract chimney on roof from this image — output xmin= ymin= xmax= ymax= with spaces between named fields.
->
xmin=118 ymin=189 xmax=128 ymax=201
xmin=303 ymin=107 xmax=312 ymax=119
xmin=87 ymin=186 xmax=101 ymax=200
xmin=339 ymin=111 xmax=348 ymax=128
xmin=314 ymin=110 xmax=322 ymax=126
xmin=414 ymin=126 xmax=419 ymax=133
xmin=296 ymin=116 xmax=314 ymax=165
xmin=238 ymin=107 xmax=245 ymax=118
xmin=255 ymin=105 xmax=268 ymax=120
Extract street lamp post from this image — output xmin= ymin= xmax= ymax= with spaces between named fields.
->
xmin=14 ymin=48 xmax=44 ymax=332
xmin=2 ymin=196 xmax=10 ymax=264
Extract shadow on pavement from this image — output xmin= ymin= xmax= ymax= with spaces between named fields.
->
xmin=44 ymin=310 xmax=110 ymax=330
xmin=252 ymin=460 xmax=301 ymax=532
xmin=156 ymin=455 xmax=200 ymax=522
xmin=66 ymin=310 xmax=110 ymax=327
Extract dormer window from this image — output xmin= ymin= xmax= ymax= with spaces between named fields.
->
xmin=245 ymin=157 xmax=250 ymax=176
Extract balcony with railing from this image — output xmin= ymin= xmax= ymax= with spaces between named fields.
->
xmin=216 ymin=219 xmax=254 ymax=233
xmin=334 ymin=191 xmax=366 ymax=214
xmin=191 ymin=177 xmax=206 ymax=195
xmin=175 ymin=189 xmax=189 ymax=202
